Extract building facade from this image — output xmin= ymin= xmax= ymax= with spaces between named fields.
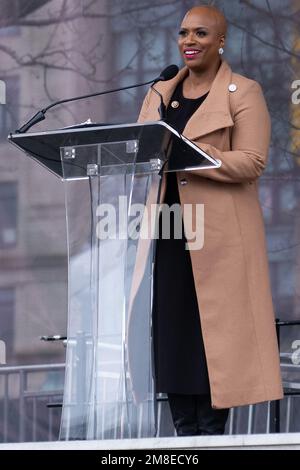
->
xmin=0 ymin=0 xmax=299 ymax=441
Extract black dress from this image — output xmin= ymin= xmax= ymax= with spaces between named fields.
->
xmin=152 ymin=80 xmax=210 ymax=395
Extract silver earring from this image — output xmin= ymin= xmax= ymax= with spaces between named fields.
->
xmin=219 ymin=47 xmax=224 ymax=55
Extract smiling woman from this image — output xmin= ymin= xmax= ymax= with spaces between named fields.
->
xmin=136 ymin=4 xmax=283 ymax=437
xmin=177 ymin=5 xmax=226 ymax=98
xmin=179 ymin=18 xmax=225 ymax=53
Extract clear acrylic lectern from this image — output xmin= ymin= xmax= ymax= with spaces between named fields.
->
xmin=9 ymin=121 xmax=221 ymax=441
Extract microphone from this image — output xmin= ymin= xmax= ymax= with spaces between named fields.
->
xmin=151 ymin=64 xmax=179 ymax=120
xmin=153 ymin=64 xmax=179 ymax=83
xmin=15 ymin=64 xmax=179 ymax=134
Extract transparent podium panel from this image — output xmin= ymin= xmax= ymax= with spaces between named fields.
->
xmin=7 ymin=121 xmax=221 ymax=442
xmin=59 ymin=139 xmax=161 ymax=440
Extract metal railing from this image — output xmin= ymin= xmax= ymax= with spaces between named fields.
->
xmin=0 ymin=359 xmax=300 ymax=442
xmin=0 ymin=363 xmax=64 ymax=443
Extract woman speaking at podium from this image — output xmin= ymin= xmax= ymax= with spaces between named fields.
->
xmin=137 ymin=5 xmax=283 ymax=436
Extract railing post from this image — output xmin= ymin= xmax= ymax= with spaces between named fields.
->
xmin=269 ymin=318 xmax=281 ymax=433
xmin=19 ymin=370 xmax=26 ymax=442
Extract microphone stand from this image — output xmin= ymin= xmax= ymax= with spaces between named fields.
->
xmin=150 ymin=85 xmax=166 ymax=121
xmin=16 ymin=79 xmax=156 ymax=134
xmin=15 ymin=64 xmax=178 ymax=134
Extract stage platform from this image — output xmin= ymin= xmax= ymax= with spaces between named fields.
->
xmin=0 ymin=433 xmax=300 ymax=450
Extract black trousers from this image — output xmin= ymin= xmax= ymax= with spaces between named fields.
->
xmin=168 ymin=392 xmax=230 ymax=436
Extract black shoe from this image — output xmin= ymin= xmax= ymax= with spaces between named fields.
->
xmin=196 ymin=394 xmax=229 ymax=435
xmin=168 ymin=393 xmax=198 ymax=436
xmin=176 ymin=425 xmax=198 ymax=436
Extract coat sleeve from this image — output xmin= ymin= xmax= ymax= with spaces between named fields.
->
xmin=191 ymin=81 xmax=271 ymax=183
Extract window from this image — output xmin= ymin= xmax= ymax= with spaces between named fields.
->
xmin=0 ymin=25 xmax=20 ymax=36
xmin=110 ymin=28 xmax=180 ymax=122
xmin=0 ymin=0 xmax=50 ymax=30
xmin=0 ymin=182 xmax=18 ymax=248
xmin=259 ymin=182 xmax=273 ymax=224
xmin=109 ymin=1 xmax=183 ymax=123
xmin=0 ymin=288 xmax=15 ymax=361
xmin=0 ymin=76 xmax=19 ymax=139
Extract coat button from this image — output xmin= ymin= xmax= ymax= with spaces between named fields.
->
xmin=228 ymin=83 xmax=237 ymax=92
xmin=180 ymin=178 xmax=187 ymax=185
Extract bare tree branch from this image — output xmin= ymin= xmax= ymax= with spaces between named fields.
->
xmin=7 ymin=0 xmax=182 ymax=27
xmin=228 ymin=19 xmax=300 ymax=60
xmin=240 ymin=0 xmax=300 ymax=24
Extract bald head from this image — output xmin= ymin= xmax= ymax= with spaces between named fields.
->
xmin=178 ymin=5 xmax=227 ymax=72
xmin=184 ymin=5 xmax=227 ymax=37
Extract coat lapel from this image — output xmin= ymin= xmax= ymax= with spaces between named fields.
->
xmin=152 ymin=60 xmax=234 ymax=141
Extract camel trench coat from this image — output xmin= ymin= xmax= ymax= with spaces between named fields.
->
xmin=131 ymin=60 xmax=283 ymax=409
